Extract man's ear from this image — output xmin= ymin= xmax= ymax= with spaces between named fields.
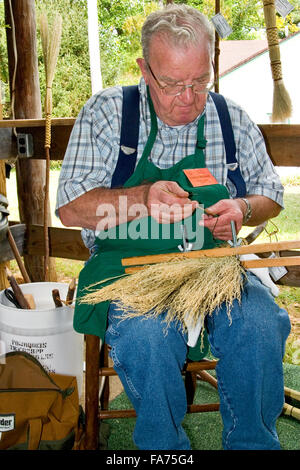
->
xmin=136 ymin=58 xmax=149 ymax=84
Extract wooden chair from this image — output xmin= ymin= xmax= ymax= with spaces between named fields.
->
xmin=83 ymin=223 xmax=300 ymax=450
xmin=84 ymin=333 xmax=219 ymax=450
xmin=1 ymin=222 xmax=299 ymax=451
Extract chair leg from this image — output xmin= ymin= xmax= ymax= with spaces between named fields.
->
xmin=84 ymin=334 xmax=100 ymax=450
xmin=184 ymin=360 xmax=219 ymax=407
xmin=197 ymin=370 xmax=218 ymax=389
xmin=185 ymin=370 xmax=198 ymax=405
xmin=100 ymin=344 xmax=110 ymax=411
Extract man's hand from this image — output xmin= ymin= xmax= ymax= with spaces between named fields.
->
xmin=146 ymin=181 xmax=198 ymax=223
xmin=199 ymin=195 xmax=282 ymax=241
xmin=59 ymin=181 xmax=198 ymax=229
xmin=199 ymin=199 xmax=244 ymax=241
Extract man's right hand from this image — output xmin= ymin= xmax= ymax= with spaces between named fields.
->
xmin=146 ymin=181 xmax=198 ymax=223
xmin=58 ymin=181 xmax=198 ymax=230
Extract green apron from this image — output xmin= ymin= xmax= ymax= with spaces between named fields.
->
xmin=74 ymin=92 xmax=230 ymax=359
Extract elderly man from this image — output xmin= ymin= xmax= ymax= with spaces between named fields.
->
xmin=56 ymin=4 xmax=290 ymax=450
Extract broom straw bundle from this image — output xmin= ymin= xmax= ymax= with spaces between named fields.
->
xmin=39 ymin=12 xmax=62 ymax=281
xmin=81 ymin=255 xmax=245 ymax=330
xmin=262 ymin=0 xmax=292 ymax=122
xmin=80 ymin=239 xmax=300 ymax=330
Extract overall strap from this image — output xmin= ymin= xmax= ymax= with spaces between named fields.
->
xmin=111 ymin=85 xmax=140 ymax=189
xmin=112 ymin=88 xmax=247 ymax=197
xmin=209 ymin=92 xmax=247 ymax=198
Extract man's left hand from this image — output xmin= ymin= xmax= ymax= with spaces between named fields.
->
xmin=199 ymin=199 xmax=244 ymax=241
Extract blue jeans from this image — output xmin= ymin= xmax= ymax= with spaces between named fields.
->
xmin=105 ymin=272 xmax=291 ymax=450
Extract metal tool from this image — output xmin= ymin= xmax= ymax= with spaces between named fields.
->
xmin=4 ymin=289 xmax=22 ymax=309
xmin=0 ymin=194 xmax=9 ymax=243
xmin=228 ymin=220 xmax=242 ymax=248
xmin=178 ymin=225 xmax=193 ymax=252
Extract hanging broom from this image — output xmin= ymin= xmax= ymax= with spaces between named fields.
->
xmin=80 ymin=240 xmax=300 ymax=332
xmin=262 ymin=0 xmax=292 ymax=122
xmin=39 ymin=12 xmax=62 ymax=281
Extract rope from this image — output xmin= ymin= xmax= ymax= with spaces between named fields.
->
xmin=45 ymin=114 xmax=52 ymax=148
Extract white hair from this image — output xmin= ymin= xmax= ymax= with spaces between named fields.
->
xmin=141 ymin=4 xmax=215 ymax=62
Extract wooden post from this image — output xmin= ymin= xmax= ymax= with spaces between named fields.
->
xmin=85 ymin=335 xmax=100 ymax=450
xmin=214 ymin=0 xmax=220 ymax=93
xmin=0 ymin=99 xmax=9 ymax=290
xmin=4 ymin=0 xmax=56 ymax=282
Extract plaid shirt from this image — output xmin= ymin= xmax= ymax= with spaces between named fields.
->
xmin=56 ymin=79 xmax=284 ymax=249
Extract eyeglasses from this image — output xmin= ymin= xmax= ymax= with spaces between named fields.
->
xmin=147 ymin=62 xmax=215 ymax=96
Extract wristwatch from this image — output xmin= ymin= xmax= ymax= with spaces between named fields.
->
xmin=240 ymin=198 xmax=252 ymax=224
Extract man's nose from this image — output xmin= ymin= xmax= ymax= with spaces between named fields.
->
xmin=179 ymin=85 xmax=194 ymax=104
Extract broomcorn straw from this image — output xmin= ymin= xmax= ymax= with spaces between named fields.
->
xmin=80 ymin=255 xmax=246 ymax=330
xmin=262 ymin=0 xmax=292 ymax=122
xmin=39 ymin=12 xmax=62 ymax=281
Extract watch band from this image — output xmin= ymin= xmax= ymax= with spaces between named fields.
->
xmin=240 ymin=198 xmax=252 ymax=224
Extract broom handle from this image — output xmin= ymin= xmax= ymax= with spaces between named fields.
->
xmin=263 ymin=0 xmax=281 ymax=82
xmin=285 ymin=386 xmax=300 ymax=402
xmin=7 ymin=228 xmax=31 ymax=283
xmin=242 ymin=256 xmax=300 ymax=269
xmin=66 ymin=278 xmax=76 ymax=305
xmin=122 ymin=240 xmax=300 ymax=266
xmin=5 ymin=268 xmax=31 ymax=309
xmin=282 ymin=403 xmax=300 ymax=421
xmin=124 ymin=256 xmax=300 ymax=274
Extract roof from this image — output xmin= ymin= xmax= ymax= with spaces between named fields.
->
xmin=218 ymin=30 xmax=300 ymax=76
xmin=218 ymin=39 xmax=268 ymax=76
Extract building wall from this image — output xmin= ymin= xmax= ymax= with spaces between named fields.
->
xmin=219 ymin=33 xmax=300 ymax=124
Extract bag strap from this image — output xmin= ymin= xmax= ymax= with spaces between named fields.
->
xmin=209 ymin=92 xmax=247 ymax=197
xmin=111 ymin=85 xmax=140 ymax=189
xmin=111 ymin=87 xmax=246 ymax=197
xmin=27 ymin=417 xmax=43 ymax=450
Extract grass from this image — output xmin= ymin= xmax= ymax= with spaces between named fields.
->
xmin=239 ymin=185 xmax=300 ymax=242
xmin=5 ymin=168 xmax=300 ymax=365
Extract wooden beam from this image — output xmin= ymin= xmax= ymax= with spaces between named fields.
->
xmin=1 ymin=120 xmax=300 ymax=166
xmin=276 ymin=250 xmax=300 ymax=287
xmin=25 ymin=224 xmax=89 ymax=261
xmin=1 ymin=222 xmax=298 ymax=286
xmin=259 ymin=124 xmax=300 ymax=166
xmin=0 ymin=118 xmax=75 ymax=161
xmin=0 ymin=118 xmax=75 ymax=128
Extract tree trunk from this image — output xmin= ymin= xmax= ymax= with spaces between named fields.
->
xmin=4 ymin=0 xmax=56 ymax=282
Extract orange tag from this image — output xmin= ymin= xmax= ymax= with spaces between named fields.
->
xmin=183 ymin=168 xmax=218 ymax=187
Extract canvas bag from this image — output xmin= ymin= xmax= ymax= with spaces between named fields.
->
xmin=0 ymin=351 xmax=83 ymax=450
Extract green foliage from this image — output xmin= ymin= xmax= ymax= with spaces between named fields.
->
xmin=35 ymin=0 xmax=92 ymax=117
xmin=97 ymin=0 xmax=158 ymax=86
xmin=0 ymin=2 xmax=8 ymax=83
xmin=1 ymin=0 xmax=299 ymax=117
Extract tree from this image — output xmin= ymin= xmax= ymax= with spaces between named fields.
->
xmin=1 ymin=0 xmax=299 ymax=118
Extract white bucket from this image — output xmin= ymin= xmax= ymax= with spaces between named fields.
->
xmin=0 ymin=282 xmax=84 ymax=397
